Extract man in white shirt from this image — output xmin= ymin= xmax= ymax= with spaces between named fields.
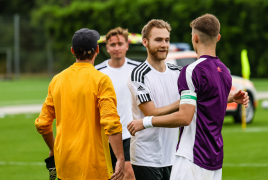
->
xmin=95 ymin=27 xmax=139 ymax=180
xmin=127 ymin=19 xmax=181 ymax=180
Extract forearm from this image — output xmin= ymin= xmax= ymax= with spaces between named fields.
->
xmin=42 ymin=132 xmax=55 ymax=152
xmin=227 ymin=92 xmax=234 ymax=103
xmin=142 ymin=100 xmax=180 ymax=116
xmin=152 ymin=110 xmax=192 ymax=128
xmin=108 ymin=133 xmax=124 ymax=160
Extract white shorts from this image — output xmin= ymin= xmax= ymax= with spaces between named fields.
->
xmin=170 ymin=156 xmax=222 ymax=180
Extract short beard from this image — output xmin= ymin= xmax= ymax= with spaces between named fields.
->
xmin=148 ymin=43 xmax=168 ymax=61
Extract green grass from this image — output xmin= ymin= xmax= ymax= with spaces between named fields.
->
xmin=251 ymin=78 xmax=268 ymax=91
xmin=0 ymin=102 xmax=267 ymax=179
xmin=0 ymin=78 xmax=50 ymax=106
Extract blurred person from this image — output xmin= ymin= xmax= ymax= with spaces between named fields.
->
xmin=35 ymin=28 xmax=125 ymax=180
xmin=127 ymin=14 xmax=249 ymax=180
xmin=126 ymin=19 xmax=182 ymax=180
xmin=95 ymin=27 xmax=140 ymax=180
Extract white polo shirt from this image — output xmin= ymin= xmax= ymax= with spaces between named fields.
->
xmin=95 ymin=58 xmax=141 ymax=140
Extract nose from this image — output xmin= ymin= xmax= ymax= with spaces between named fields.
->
xmin=115 ymin=44 xmax=120 ymax=50
xmin=161 ymin=40 xmax=169 ymax=48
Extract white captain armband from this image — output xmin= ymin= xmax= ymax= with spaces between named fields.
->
xmin=143 ymin=116 xmax=154 ymax=128
xmin=180 ymin=90 xmax=197 ymax=106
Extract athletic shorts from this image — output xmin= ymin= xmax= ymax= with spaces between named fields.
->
xmin=132 ymin=164 xmax=172 ymax=180
xmin=170 ymin=156 xmax=222 ymax=180
xmin=109 ymin=138 xmax=131 ymax=170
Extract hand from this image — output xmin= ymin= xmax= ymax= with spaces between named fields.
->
xmin=127 ymin=119 xmax=145 ymax=136
xmin=233 ymin=90 xmax=249 ymax=108
xmin=111 ymin=158 xmax=125 ymax=180
xmin=49 ymin=150 xmax=54 ymax=157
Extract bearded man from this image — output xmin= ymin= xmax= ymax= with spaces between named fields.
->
xmin=127 ymin=19 xmax=181 ymax=180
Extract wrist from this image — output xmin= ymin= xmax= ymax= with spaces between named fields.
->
xmin=143 ymin=116 xmax=154 ymax=128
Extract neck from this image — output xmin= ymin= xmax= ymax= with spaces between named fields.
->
xmin=147 ymin=53 xmax=166 ymax=72
xmin=196 ymin=44 xmax=217 ymax=59
xmin=108 ymin=57 xmax=126 ymax=68
xmin=76 ymin=58 xmax=94 ymax=65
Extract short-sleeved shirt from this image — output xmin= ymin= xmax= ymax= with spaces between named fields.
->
xmin=176 ymin=55 xmax=232 ymax=170
xmin=127 ymin=60 xmax=181 ymax=167
xmin=95 ymin=58 xmax=141 ymax=140
xmin=35 ymin=62 xmax=122 ymax=180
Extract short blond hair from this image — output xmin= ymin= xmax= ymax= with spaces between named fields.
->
xmin=141 ymin=19 xmax=171 ymax=39
xmin=106 ymin=27 xmax=128 ymax=42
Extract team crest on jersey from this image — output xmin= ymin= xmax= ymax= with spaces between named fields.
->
xmin=217 ymin=67 xmax=222 ymax=72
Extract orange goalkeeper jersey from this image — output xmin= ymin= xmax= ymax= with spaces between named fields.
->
xmin=35 ymin=62 xmax=122 ymax=180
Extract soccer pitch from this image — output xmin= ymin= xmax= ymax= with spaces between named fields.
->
xmin=0 ymin=78 xmax=268 ymax=179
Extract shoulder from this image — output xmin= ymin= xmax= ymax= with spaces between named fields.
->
xmin=166 ymin=63 xmax=183 ymax=71
xmin=95 ymin=60 xmax=108 ymax=71
xmin=126 ymin=58 xmax=142 ymax=67
xmin=130 ymin=61 xmax=151 ymax=83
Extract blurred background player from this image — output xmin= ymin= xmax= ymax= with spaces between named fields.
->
xmin=128 ymin=14 xmax=249 ymax=180
xmin=127 ymin=20 xmax=182 ymax=180
xmin=95 ymin=27 xmax=139 ymax=180
xmin=35 ymin=28 xmax=125 ymax=180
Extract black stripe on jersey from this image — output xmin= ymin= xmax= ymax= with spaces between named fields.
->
xmin=167 ymin=63 xmax=182 ymax=71
xmin=137 ymin=95 xmax=142 ymax=102
xmin=127 ymin=62 xmax=139 ymax=67
xmin=97 ymin=66 xmax=107 ymax=71
xmin=138 ymin=93 xmax=151 ymax=103
xmin=131 ymin=62 xmax=146 ymax=81
xmin=140 ymin=67 xmax=151 ymax=83
xmin=137 ymin=64 xmax=148 ymax=82
xmin=146 ymin=94 xmax=151 ymax=101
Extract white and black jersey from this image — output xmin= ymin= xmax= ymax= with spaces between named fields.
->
xmin=95 ymin=58 xmax=141 ymax=140
xmin=127 ymin=60 xmax=182 ymax=167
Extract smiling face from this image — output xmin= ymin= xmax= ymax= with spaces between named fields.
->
xmin=144 ymin=27 xmax=170 ymax=61
xmin=106 ymin=35 xmax=129 ymax=61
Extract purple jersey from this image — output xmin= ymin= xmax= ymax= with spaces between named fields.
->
xmin=176 ymin=55 xmax=232 ymax=170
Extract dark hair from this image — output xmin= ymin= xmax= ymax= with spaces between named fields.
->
xmin=142 ymin=19 xmax=171 ymax=39
xmin=73 ymin=48 xmax=96 ymax=60
xmin=190 ymin=14 xmax=220 ymax=37
xmin=106 ymin=27 xmax=128 ymax=42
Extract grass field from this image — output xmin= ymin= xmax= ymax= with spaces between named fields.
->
xmin=0 ymin=77 xmax=268 ymax=179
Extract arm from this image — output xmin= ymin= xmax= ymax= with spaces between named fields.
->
xmin=228 ymin=90 xmax=249 ymax=108
xmin=98 ymin=76 xmax=124 ymax=180
xmin=42 ymin=132 xmax=55 ymax=156
xmin=127 ymin=104 xmax=195 ymax=136
xmin=35 ymin=85 xmax=56 ymax=156
xmin=108 ymin=134 xmax=125 ymax=180
xmin=139 ymin=100 xmax=180 ymax=116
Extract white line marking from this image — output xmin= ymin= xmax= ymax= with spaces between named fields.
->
xmin=222 ymin=127 xmax=268 ymax=133
xmin=223 ymin=163 xmax=268 ymax=167
xmin=0 ymin=161 xmax=45 ymax=166
xmin=0 ymin=99 xmax=44 ymax=106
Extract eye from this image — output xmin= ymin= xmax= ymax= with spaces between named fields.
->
xmin=110 ymin=44 xmax=115 ymax=47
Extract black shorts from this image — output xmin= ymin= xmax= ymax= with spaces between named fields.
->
xmin=109 ymin=138 xmax=131 ymax=170
xmin=132 ymin=165 xmax=172 ymax=180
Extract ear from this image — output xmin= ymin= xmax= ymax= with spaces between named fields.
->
xmin=194 ymin=34 xmax=199 ymax=43
xmin=126 ymin=42 xmax=129 ymax=50
xmin=96 ymin=45 xmax=99 ymax=54
xmin=217 ymin=34 xmax=221 ymax=42
xmin=142 ymin=38 xmax=148 ymax=48
xmin=71 ymin=47 xmax=75 ymax=55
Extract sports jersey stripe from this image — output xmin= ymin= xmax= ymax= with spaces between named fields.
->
xmin=97 ymin=66 xmax=107 ymax=71
xmin=137 ymin=64 xmax=148 ymax=82
xmin=186 ymin=58 xmax=207 ymax=92
xmin=127 ymin=62 xmax=140 ymax=66
xmin=140 ymin=67 xmax=151 ymax=83
xmin=131 ymin=62 xmax=146 ymax=81
xmin=146 ymin=94 xmax=151 ymax=101
xmin=137 ymin=95 xmax=142 ymax=102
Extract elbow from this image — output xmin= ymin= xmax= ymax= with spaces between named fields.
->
xmin=181 ymin=115 xmax=193 ymax=126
